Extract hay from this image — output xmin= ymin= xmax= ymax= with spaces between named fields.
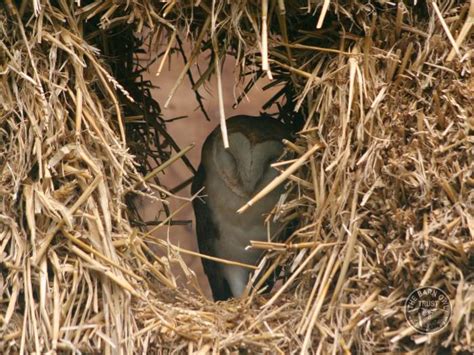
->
xmin=0 ymin=0 xmax=472 ymax=353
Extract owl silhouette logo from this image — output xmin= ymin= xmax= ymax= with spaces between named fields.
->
xmin=404 ymin=286 xmax=452 ymax=333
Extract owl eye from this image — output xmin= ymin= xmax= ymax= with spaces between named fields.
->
xmin=221 ymin=149 xmax=236 ymax=168
xmin=218 ymin=149 xmax=238 ymax=179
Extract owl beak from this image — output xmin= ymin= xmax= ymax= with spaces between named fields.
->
xmin=241 ymin=174 xmax=258 ymax=195
xmin=240 ymin=162 xmax=264 ymax=195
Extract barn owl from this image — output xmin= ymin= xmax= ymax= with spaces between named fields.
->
xmin=192 ymin=115 xmax=291 ymax=301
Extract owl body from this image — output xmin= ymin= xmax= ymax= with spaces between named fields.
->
xmin=205 ymin=161 xmax=284 ymax=297
xmin=192 ymin=115 xmax=290 ymax=300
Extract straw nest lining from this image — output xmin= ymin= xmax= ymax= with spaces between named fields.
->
xmin=0 ymin=0 xmax=472 ymax=353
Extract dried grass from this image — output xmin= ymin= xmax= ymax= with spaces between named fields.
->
xmin=0 ymin=0 xmax=472 ymax=354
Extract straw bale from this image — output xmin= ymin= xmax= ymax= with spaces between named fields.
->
xmin=0 ymin=0 xmax=472 ymax=354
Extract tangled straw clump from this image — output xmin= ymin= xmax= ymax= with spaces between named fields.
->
xmin=0 ymin=0 xmax=473 ymax=353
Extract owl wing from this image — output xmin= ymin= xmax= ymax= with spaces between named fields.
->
xmin=191 ymin=164 xmax=232 ymax=301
